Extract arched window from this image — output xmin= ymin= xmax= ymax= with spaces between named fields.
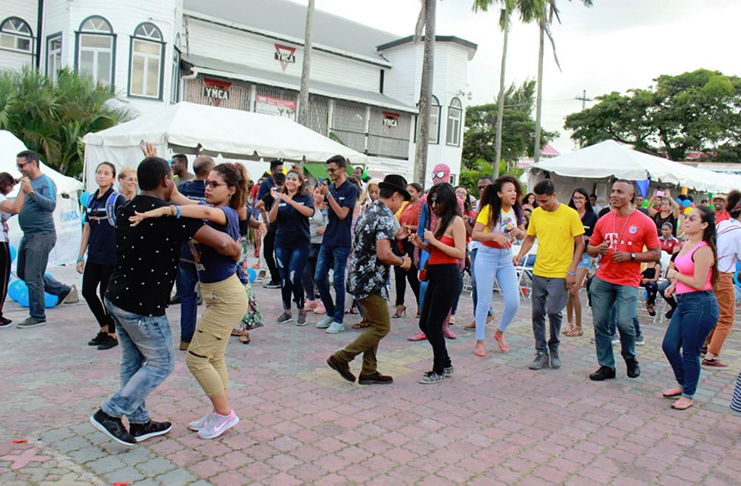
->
xmin=428 ymin=95 xmax=441 ymax=144
xmin=0 ymin=17 xmax=33 ymax=53
xmin=446 ymin=97 xmax=462 ymax=146
xmin=129 ymin=22 xmax=164 ymax=99
xmin=76 ymin=15 xmax=116 ymax=86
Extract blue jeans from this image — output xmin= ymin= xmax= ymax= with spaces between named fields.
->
xmin=302 ymin=243 xmax=322 ymax=300
xmin=470 ymin=248 xmax=493 ymax=317
xmin=101 ymin=299 xmax=175 ymax=424
xmin=276 ymin=245 xmax=310 ymax=311
xmin=474 ymin=246 xmax=519 ymax=340
xmin=314 ymin=244 xmax=350 ymax=323
xmin=662 ymin=291 xmax=718 ymax=398
xmin=177 ymin=261 xmax=199 ymax=342
xmin=17 ymin=233 xmax=69 ymax=320
xmin=591 ymin=277 xmax=638 ymax=369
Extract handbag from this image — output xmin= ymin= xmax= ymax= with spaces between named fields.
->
xmin=418 ymin=261 xmax=429 ymax=282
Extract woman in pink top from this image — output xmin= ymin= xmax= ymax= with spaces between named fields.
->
xmin=661 ymin=206 xmax=719 ymax=410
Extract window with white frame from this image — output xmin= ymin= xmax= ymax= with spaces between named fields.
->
xmin=129 ymin=22 xmax=164 ymax=99
xmin=416 ymin=95 xmax=441 ymax=144
xmin=77 ymin=16 xmax=115 ymax=86
xmin=170 ymin=34 xmax=180 ymax=103
xmin=46 ymin=34 xmax=62 ymax=83
xmin=446 ymin=97 xmax=462 ymax=146
xmin=0 ymin=17 xmax=33 ymax=53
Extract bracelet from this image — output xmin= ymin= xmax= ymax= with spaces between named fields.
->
xmin=76 ymin=257 xmax=84 ymax=263
xmin=567 ymin=271 xmax=577 ymax=277
xmin=176 ymin=205 xmax=181 ymax=219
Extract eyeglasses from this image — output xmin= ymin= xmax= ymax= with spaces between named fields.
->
xmin=121 ymin=177 xmax=137 ymax=183
xmin=572 ymin=196 xmax=586 ymax=201
xmin=205 ymin=180 xmax=225 ymax=188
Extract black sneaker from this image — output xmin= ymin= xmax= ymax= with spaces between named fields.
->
xmin=16 ymin=317 xmax=46 ymax=329
xmin=263 ymin=281 xmax=281 ymax=289
xmin=296 ymin=312 xmax=307 ymax=326
xmin=0 ymin=317 xmax=11 ymax=329
xmin=589 ymin=366 xmax=616 ymax=381
xmin=358 ymin=372 xmax=393 ymax=385
xmin=129 ymin=420 xmax=172 ymax=442
xmin=88 ymin=332 xmax=106 ymax=346
xmin=97 ymin=334 xmax=119 ymax=350
xmin=90 ymin=409 xmax=136 ymax=447
xmin=56 ymin=285 xmax=79 ymax=306
xmin=626 ymin=358 xmax=641 ymax=379
xmin=276 ymin=312 xmax=293 ymax=324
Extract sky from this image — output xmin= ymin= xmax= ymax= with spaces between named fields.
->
xmin=289 ymin=0 xmax=741 ymax=154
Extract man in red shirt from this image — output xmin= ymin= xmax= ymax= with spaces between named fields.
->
xmin=587 ymin=180 xmax=661 ymax=381
xmin=713 ymin=194 xmax=730 ymax=224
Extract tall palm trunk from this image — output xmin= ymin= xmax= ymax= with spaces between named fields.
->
xmin=297 ymin=0 xmax=314 ymax=130
xmin=413 ymin=0 xmax=436 ymax=185
xmin=493 ymin=7 xmax=510 ymax=179
xmin=533 ymin=17 xmax=545 ymax=163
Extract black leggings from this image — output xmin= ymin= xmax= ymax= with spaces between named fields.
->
xmin=82 ymin=261 xmax=114 ymax=332
xmin=0 ymin=242 xmax=10 ymax=318
xmin=419 ymin=264 xmax=460 ymax=374
xmin=394 ymin=239 xmax=420 ymax=307
xmin=263 ymin=224 xmax=280 ymax=284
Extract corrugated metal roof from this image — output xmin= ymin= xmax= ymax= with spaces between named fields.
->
xmin=184 ymin=0 xmax=400 ymax=62
xmin=183 ymin=54 xmax=416 ymax=113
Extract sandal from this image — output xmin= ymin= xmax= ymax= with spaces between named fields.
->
xmin=239 ymin=333 xmax=251 ymax=345
xmin=494 ymin=332 xmax=509 ymax=353
xmin=563 ymin=322 xmax=575 ymax=336
xmin=231 ymin=329 xmax=244 ymax=337
xmin=671 ymin=398 xmax=693 ymax=410
xmin=570 ymin=326 xmax=583 ymax=337
xmin=662 ymin=387 xmax=683 ymax=398
xmin=352 ymin=320 xmax=369 ymax=330
xmin=392 ymin=305 xmax=406 ymax=318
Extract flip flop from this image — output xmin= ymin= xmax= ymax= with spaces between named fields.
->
xmin=494 ymin=332 xmax=509 ymax=353
xmin=671 ymin=399 xmax=693 ymax=410
xmin=662 ymin=388 xmax=683 ymax=398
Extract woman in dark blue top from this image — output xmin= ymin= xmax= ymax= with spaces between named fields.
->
xmin=130 ymin=162 xmax=248 ymax=440
xmin=269 ymin=169 xmax=315 ymax=326
xmin=77 ymin=162 xmax=127 ymax=350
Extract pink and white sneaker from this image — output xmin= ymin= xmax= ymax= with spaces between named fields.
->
xmin=188 ymin=411 xmax=216 ymax=431
xmin=303 ymin=300 xmax=317 ymax=312
xmin=313 ymin=301 xmax=326 ymax=315
xmin=407 ymin=331 xmax=427 ymax=341
xmin=197 ymin=410 xmax=239 ymax=439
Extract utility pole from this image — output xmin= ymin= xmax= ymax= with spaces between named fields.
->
xmin=575 ymin=89 xmax=591 ymax=111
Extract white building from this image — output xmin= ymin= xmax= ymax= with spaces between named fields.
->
xmin=1 ymin=0 xmax=476 ymax=185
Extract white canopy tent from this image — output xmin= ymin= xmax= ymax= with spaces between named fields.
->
xmin=0 ymin=131 xmax=83 ymax=267
xmin=525 ymin=140 xmax=741 ymax=204
xmin=82 ymin=102 xmax=368 ymax=190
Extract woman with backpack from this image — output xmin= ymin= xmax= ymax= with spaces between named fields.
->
xmin=77 ymin=162 xmax=127 ymax=350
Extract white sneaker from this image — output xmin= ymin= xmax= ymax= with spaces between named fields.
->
xmin=197 ymin=410 xmax=239 ymax=439
xmin=315 ymin=316 xmax=333 ymax=329
xmin=188 ymin=411 xmax=217 ymax=431
xmin=611 ymin=337 xmax=620 ymax=345
xmin=326 ymin=322 xmax=345 ymax=334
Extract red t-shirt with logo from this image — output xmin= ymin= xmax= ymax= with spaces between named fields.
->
xmin=590 ymin=210 xmax=661 ymax=287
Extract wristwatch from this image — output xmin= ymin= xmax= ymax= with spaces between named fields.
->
xmin=630 ymin=252 xmax=636 ymax=261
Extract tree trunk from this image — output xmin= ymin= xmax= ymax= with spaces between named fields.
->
xmin=297 ymin=0 xmax=315 ymax=156
xmin=533 ymin=17 xmax=545 ymax=163
xmin=413 ymin=0 xmax=436 ymax=186
xmin=493 ymin=8 xmax=510 ymax=179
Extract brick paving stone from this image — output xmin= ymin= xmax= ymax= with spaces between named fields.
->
xmin=1 ymin=265 xmax=741 ymax=484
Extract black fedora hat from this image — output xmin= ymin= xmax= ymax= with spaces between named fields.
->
xmin=379 ymin=174 xmax=411 ymax=201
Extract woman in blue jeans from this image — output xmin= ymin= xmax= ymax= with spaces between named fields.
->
xmin=662 ymin=206 xmax=719 ymax=410
xmin=269 ymin=169 xmax=314 ymax=326
xmin=471 ymin=175 xmax=526 ymax=357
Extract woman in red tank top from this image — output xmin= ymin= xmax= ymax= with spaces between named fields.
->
xmin=410 ymin=183 xmax=466 ymax=384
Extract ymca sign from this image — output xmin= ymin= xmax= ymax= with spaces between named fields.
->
xmin=202 ymin=78 xmax=232 ymax=106
xmin=382 ymin=111 xmax=399 ymax=128
xmin=274 ymin=44 xmax=297 ymax=71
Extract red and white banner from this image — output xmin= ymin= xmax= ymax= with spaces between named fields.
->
xmin=256 ymin=95 xmax=296 ymax=120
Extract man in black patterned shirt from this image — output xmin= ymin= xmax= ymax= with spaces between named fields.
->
xmin=327 ymin=175 xmax=412 ymax=385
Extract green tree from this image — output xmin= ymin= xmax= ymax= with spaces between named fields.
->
xmin=0 ymin=67 xmax=128 ymax=177
xmin=463 ymin=80 xmax=556 ymax=172
xmin=564 ymin=69 xmax=741 ymax=161
xmin=472 ymin=0 xmax=544 ymax=178
xmin=459 ymin=158 xmax=524 ymax=195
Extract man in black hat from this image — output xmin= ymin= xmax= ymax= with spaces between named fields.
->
xmin=327 ymin=174 xmax=412 ymax=385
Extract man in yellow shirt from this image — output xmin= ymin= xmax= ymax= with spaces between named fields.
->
xmin=514 ymin=179 xmax=585 ymax=370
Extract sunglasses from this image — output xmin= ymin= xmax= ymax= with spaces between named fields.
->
xmin=687 ymin=214 xmax=698 ymax=221
xmin=17 ymin=161 xmax=29 ymax=169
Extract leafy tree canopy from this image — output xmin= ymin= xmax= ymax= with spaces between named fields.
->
xmin=463 ymin=80 xmax=557 ymax=171
xmin=0 ymin=67 xmax=128 ymax=177
xmin=563 ymin=68 xmax=741 ymax=161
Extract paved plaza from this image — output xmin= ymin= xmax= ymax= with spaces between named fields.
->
xmin=2 ymin=265 xmax=741 ymax=485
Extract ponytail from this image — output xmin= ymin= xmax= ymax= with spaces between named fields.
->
xmin=213 ymin=162 xmax=248 ymax=210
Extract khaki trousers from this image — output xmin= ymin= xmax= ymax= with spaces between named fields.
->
xmin=705 ymin=272 xmax=735 ymax=356
xmin=335 ymin=294 xmax=390 ymax=375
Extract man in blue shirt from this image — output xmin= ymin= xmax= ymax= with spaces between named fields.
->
xmin=315 ymin=155 xmax=359 ymax=334
xmin=174 ymin=155 xmax=215 ymax=350
xmin=16 ymin=150 xmax=78 ymax=329
xmin=258 ymin=160 xmax=284 ymax=288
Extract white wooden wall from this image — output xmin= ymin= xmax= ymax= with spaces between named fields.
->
xmin=0 ymin=0 xmax=38 ymax=72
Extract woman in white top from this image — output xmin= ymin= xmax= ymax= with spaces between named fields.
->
xmin=471 ymin=175 xmax=526 ymax=357
xmin=0 ymin=173 xmax=29 ymax=327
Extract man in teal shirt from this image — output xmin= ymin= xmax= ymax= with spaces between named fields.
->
xmin=16 ymin=150 xmax=77 ymax=328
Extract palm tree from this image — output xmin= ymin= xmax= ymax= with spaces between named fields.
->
xmin=297 ymin=0 xmax=314 ymax=130
xmin=413 ymin=0 xmax=437 ymax=185
xmin=472 ymin=0 xmax=543 ymax=178
xmin=533 ymin=0 xmax=593 ymax=162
